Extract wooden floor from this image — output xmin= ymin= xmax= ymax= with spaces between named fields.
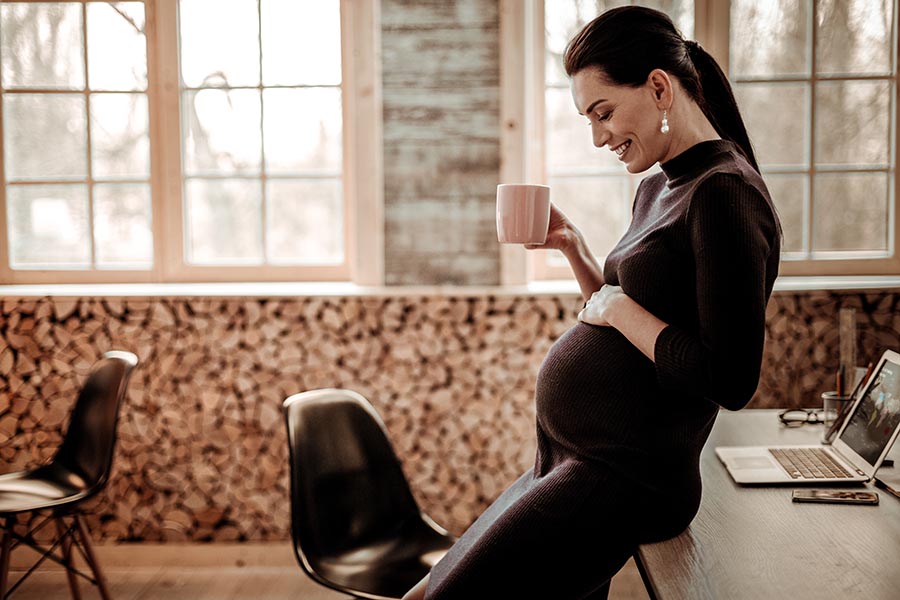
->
xmin=7 ymin=543 xmax=651 ymax=599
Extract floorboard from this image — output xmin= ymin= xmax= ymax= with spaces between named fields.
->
xmin=6 ymin=544 xmax=650 ymax=599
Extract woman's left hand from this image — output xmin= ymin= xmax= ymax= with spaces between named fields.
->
xmin=578 ymin=285 xmax=628 ymax=327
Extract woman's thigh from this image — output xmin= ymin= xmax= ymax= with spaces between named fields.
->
xmin=426 ymin=518 xmax=634 ymax=599
xmin=425 ymin=464 xmax=637 ymax=599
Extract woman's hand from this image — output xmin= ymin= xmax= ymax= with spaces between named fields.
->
xmin=525 ymin=202 xmax=605 ymax=303
xmin=579 ymin=285 xmax=668 ymax=362
xmin=578 ymin=285 xmax=628 ymax=327
xmin=524 ymin=203 xmax=581 ymax=254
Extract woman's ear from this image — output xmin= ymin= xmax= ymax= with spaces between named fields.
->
xmin=646 ymin=68 xmax=673 ymax=110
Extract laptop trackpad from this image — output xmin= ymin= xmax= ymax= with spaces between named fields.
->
xmin=733 ymin=456 xmax=776 ymax=470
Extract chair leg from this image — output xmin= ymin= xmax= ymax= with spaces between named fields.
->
xmin=72 ymin=515 xmax=110 ymax=600
xmin=56 ymin=519 xmax=81 ymax=600
xmin=0 ymin=518 xmax=11 ymax=600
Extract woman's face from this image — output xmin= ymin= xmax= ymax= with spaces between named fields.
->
xmin=570 ymin=66 xmax=667 ymax=173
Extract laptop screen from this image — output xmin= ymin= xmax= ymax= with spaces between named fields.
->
xmin=838 ymin=359 xmax=900 ymax=466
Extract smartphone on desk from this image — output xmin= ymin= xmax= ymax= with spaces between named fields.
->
xmin=792 ymin=489 xmax=879 ymax=505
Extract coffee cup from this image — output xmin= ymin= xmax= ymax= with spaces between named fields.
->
xmin=496 ymin=184 xmax=551 ymax=244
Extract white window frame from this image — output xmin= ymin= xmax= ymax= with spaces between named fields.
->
xmin=0 ymin=0 xmax=383 ymax=285
xmin=503 ymin=0 xmax=900 ymax=284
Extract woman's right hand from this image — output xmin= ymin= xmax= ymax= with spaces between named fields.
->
xmin=527 ymin=202 xmax=604 ymax=298
xmin=525 ymin=202 xmax=582 ymax=254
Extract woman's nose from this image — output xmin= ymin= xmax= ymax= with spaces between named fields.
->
xmin=592 ymin=124 xmax=609 ymax=149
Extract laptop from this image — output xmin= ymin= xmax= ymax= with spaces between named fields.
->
xmin=716 ymin=349 xmax=900 ymax=485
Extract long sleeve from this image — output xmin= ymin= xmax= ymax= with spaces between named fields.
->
xmin=654 ymin=172 xmax=779 ymax=410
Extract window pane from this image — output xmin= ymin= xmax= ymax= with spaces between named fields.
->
xmin=546 ymin=87 xmax=620 ymax=171
xmin=87 ymin=2 xmax=147 ymax=91
xmin=94 ymin=183 xmax=153 ymax=268
xmin=545 ymin=1 xmax=595 ymax=87
xmin=731 ymin=0 xmax=808 ymax=78
xmin=267 ymin=179 xmax=343 ymax=264
xmin=183 ymin=89 xmax=262 ymax=175
xmin=639 ymin=1 xmax=693 ymax=38
xmin=185 ymin=179 xmax=262 ymax=264
xmin=91 ymin=93 xmax=150 ymax=179
xmin=545 ymin=1 xmax=692 ymax=87
xmin=815 ymin=80 xmax=890 ymax=166
xmin=261 ymin=0 xmax=341 ymax=86
xmin=548 ymin=175 xmax=631 ymax=257
xmin=3 ymin=94 xmax=86 ymax=180
xmin=6 ymin=184 xmax=90 ymax=268
xmin=264 ymin=88 xmax=341 ymax=174
xmin=179 ymin=0 xmax=260 ymax=88
xmin=735 ymin=83 xmax=808 ymax=167
xmin=764 ymin=174 xmax=806 ymax=253
xmin=813 ymin=173 xmax=889 ymax=252
xmin=0 ymin=2 xmax=84 ymax=89
xmin=817 ymin=0 xmax=893 ymax=75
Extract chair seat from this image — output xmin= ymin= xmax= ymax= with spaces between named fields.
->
xmin=312 ymin=521 xmax=456 ymax=599
xmin=0 ymin=464 xmax=89 ymax=515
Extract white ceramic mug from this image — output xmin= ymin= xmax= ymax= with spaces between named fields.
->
xmin=496 ymin=184 xmax=551 ymax=244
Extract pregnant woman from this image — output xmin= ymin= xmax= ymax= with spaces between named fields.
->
xmin=404 ymin=6 xmax=781 ymax=599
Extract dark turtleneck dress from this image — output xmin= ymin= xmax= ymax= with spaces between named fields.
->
xmin=424 ymin=140 xmax=781 ymax=600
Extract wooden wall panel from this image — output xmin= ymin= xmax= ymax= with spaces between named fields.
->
xmin=382 ymin=0 xmax=502 ymax=285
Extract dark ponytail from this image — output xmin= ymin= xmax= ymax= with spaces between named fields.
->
xmin=564 ymin=7 xmax=760 ymax=173
xmin=685 ymin=42 xmax=759 ymax=172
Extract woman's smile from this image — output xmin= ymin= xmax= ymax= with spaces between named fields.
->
xmin=612 ymin=139 xmax=632 ymax=160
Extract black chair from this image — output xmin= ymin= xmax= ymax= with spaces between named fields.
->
xmin=283 ymin=389 xmax=456 ymax=600
xmin=0 ymin=350 xmax=138 ymax=600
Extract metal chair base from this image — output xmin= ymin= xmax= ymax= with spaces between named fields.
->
xmin=0 ymin=513 xmax=111 ymax=600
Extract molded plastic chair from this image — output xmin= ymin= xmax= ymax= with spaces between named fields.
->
xmin=283 ymin=389 xmax=456 ymax=600
xmin=0 ymin=350 xmax=139 ymax=600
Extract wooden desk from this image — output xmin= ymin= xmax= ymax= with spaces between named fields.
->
xmin=635 ymin=409 xmax=900 ymax=600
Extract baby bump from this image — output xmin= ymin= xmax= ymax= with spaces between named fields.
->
xmin=535 ymin=322 xmax=658 ymax=454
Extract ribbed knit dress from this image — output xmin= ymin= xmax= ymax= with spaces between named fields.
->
xmin=424 ymin=140 xmax=781 ymax=600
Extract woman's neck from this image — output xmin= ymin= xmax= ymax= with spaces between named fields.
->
xmin=659 ymin=96 xmax=720 ymax=164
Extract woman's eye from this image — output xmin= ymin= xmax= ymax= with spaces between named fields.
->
xmin=597 ymin=111 xmax=612 ymax=122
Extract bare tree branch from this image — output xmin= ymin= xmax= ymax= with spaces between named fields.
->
xmin=106 ymin=2 xmax=143 ymax=35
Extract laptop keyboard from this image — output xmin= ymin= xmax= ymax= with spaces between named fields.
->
xmin=769 ymin=447 xmax=854 ymax=479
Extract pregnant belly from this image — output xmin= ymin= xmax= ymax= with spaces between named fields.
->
xmin=535 ymin=322 xmax=658 ymax=457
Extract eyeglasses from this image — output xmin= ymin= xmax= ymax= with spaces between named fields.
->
xmin=778 ymin=408 xmax=826 ymax=427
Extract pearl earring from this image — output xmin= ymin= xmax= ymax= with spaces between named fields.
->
xmin=660 ymin=110 xmax=670 ymax=134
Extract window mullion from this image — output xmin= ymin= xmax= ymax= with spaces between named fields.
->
xmin=148 ymin=0 xmax=184 ymax=282
xmin=734 ymin=74 xmax=895 ymax=84
xmin=528 ymin=0 xmax=551 ymax=283
xmin=257 ymin=0 xmax=267 ymax=264
xmin=349 ymin=0 xmax=384 ymax=285
xmin=807 ymin=0 xmax=817 ymax=259
xmin=0 ymin=73 xmax=8 ymax=281
xmin=82 ymin=2 xmax=97 ymax=270
xmin=695 ymin=0 xmax=730 ymax=75
xmin=892 ymin=0 xmax=899 ymax=266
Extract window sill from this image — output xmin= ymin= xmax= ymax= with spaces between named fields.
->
xmin=772 ymin=276 xmax=900 ymax=292
xmin=523 ymin=276 xmax=900 ymax=294
xmin=0 ymin=276 xmax=898 ymax=299
xmin=2 ymin=281 xmax=568 ymax=298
